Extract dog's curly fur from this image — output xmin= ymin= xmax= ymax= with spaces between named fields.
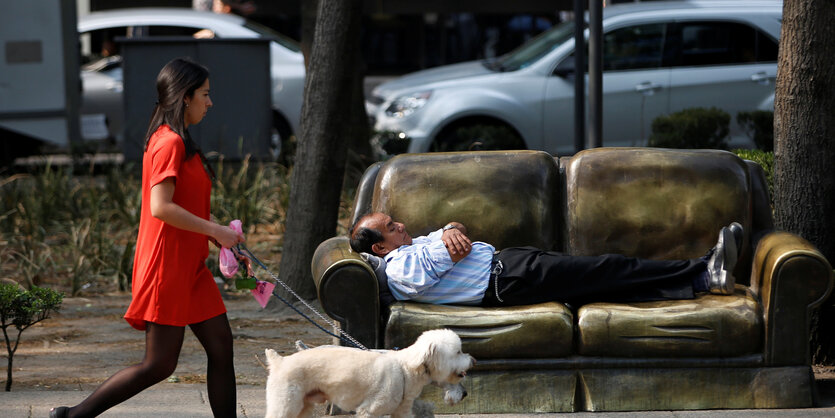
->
xmin=264 ymin=329 xmax=474 ymax=418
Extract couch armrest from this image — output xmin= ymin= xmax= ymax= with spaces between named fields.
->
xmin=750 ymin=231 xmax=834 ymax=366
xmin=311 ymin=236 xmax=381 ymax=348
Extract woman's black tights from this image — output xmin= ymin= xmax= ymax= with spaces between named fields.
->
xmin=66 ymin=314 xmax=235 ymax=417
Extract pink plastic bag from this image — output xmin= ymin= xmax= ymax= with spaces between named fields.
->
xmin=219 ymin=220 xmax=243 ymax=278
xmin=251 ymin=280 xmax=275 ymax=308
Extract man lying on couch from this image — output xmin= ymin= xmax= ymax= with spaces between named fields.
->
xmin=349 ymin=212 xmax=743 ymax=307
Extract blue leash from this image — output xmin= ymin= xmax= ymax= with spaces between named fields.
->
xmin=233 ymin=243 xmax=368 ymax=350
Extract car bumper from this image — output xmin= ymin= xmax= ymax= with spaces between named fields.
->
xmin=370 ymin=113 xmax=432 ymax=156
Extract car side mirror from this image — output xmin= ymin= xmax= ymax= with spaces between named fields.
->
xmin=553 ymin=65 xmax=574 ymax=78
xmin=553 ymin=57 xmax=577 ymax=78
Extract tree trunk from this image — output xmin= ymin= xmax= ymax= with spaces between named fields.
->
xmin=275 ymin=0 xmax=365 ymax=302
xmin=5 ymin=354 xmax=11 ymax=391
xmin=300 ymin=0 xmax=318 ymax=69
xmin=773 ymin=0 xmax=835 ymax=364
xmin=344 ymin=49 xmax=373 ymax=189
xmin=4 ymin=328 xmax=16 ymax=391
xmin=300 ymin=0 xmax=371 ymax=189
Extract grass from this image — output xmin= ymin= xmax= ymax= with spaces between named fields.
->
xmin=0 ymin=156 xmax=319 ymax=296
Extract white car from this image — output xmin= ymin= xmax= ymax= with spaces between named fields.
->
xmin=78 ymin=8 xmax=304 ymax=156
xmin=367 ymin=0 xmax=782 ymax=156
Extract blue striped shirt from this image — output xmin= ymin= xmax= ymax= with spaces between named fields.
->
xmin=384 ymin=229 xmax=494 ymax=305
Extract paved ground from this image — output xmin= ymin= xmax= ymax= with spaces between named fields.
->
xmin=5 ymin=288 xmax=835 ymax=417
xmin=4 ymin=292 xmax=835 ymax=417
xmin=4 ymin=380 xmax=835 ymax=417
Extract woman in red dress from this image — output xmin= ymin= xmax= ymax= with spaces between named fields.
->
xmin=52 ymin=58 xmax=244 ymax=418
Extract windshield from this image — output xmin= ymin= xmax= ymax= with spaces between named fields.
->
xmin=492 ymin=19 xmax=581 ymax=72
xmin=243 ymin=20 xmax=301 ymax=53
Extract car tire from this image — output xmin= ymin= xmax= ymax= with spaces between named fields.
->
xmin=431 ymin=119 xmax=526 ymax=152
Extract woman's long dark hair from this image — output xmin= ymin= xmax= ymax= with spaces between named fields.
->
xmin=143 ymin=58 xmax=213 ymax=176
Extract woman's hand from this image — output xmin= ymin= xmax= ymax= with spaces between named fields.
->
xmin=212 ymin=224 xmax=245 ymax=249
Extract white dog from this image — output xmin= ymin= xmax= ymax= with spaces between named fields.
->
xmin=290 ymin=339 xmax=467 ymax=417
xmin=264 ymin=329 xmax=474 ymax=418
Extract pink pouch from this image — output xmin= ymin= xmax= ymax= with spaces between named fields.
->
xmin=219 ymin=220 xmax=243 ymax=278
xmin=229 ymin=219 xmax=242 ymax=235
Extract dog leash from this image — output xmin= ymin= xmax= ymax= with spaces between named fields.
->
xmin=233 ymin=243 xmax=368 ymax=350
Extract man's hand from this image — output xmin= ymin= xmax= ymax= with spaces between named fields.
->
xmin=442 ymin=222 xmax=471 ymax=263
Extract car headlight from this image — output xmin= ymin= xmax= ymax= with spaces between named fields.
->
xmin=384 ymin=91 xmax=432 ymax=118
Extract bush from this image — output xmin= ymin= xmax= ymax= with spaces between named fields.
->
xmin=0 ymin=284 xmax=63 ymax=391
xmin=733 ymin=149 xmax=774 ymax=202
xmin=648 ymin=107 xmax=730 ymax=149
xmin=0 ymin=158 xmax=291 ymax=295
xmin=737 ymin=110 xmax=774 ymax=151
xmin=211 ymin=155 xmax=288 ymax=229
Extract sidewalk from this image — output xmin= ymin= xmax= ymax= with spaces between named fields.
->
xmin=4 ymin=381 xmax=835 ymax=418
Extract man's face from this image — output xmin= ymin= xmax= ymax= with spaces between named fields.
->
xmin=359 ymin=212 xmax=412 ymax=255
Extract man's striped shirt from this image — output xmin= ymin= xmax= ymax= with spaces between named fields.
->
xmin=384 ymin=229 xmax=493 ymax=305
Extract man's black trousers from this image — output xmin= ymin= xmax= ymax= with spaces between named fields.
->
xmin=481 ymin=247 xmax=707 ymax=307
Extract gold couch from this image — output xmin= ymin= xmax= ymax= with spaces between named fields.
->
xmin=311 ymin=148 xmax=833 ymax=412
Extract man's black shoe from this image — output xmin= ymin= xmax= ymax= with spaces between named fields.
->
xmin=708 ymin=226 xmax=738 ymax=295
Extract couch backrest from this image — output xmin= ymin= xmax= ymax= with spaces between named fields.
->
xmin=563 ymin=148 xmax=757 ymax=263
xmin=352 ymin=150 xmax=562 ymax=250
xmin=351 ymin=148 xmax=772 ymax=285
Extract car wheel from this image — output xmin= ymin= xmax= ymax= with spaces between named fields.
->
xmin=431 ymin=119 xmax=526 ymax=152
xmin=269 ymin=125 xmax=282 ymax=161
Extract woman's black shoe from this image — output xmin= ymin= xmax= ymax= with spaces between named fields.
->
xmin=49 ymin=406 xmax=69 ymax=418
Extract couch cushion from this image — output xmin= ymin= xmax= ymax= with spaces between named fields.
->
xmin=564 ymin=148 xmax=751 ymax=260
xmin=386 ymin=301 xmax=574 ymax=358
xmin=577 ymin=290 xmax=762 ymax=357
xmin=370 ymin=150 xmax=562 ymax=251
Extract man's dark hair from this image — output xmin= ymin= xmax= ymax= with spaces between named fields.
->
xmin=349 ymin=214 xmax=383 ymax=255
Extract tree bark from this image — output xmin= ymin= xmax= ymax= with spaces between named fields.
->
xmin=300 ymin=0 xmax=318 ymax=69
xmin=300 ymin=0 xmax=371 ymax=188
xmin=773 ymin=0 xmax=835 ymax=364
xmin=344 ymin=47 xmax=373 ymax=189
xmin=275 ymin=0 xmax=365 ymax=302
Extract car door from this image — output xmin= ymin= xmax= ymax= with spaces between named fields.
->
xmin=79 ymin=26 xmax=130 ymax=142
xmin=666 ymin=20 xmax=779 ymax=148
xmin=543 ymin=22 xmax=671 ymax=154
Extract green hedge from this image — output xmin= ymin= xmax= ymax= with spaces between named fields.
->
xmin=649 ymin=107 xmax=730 ymax=149
xmin=649 ymin=108 xmax=775 ymax=152
xmin=733 ymin=148 xmax=774 ymax=201
xmin=737 ymin=110 xmax=774 ymax=151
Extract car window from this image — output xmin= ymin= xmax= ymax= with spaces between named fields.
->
xmin=243 ymin=20 xmax=301 ymax=53
xmin=80 ymin=27 xmax=128 ymax=64
xmin=80 ymin=25 xmax=207 ymax=66
xmin=754 ymin=29 xmax=778 ymax=62
xmin=603 ymin=23 xmax=666 ymax=71
xmin=552 ymin=23 xmax=666 ymax=75
xmin=495 ymin=19 xmax=578 ymax=72
xmin=147 ymin=25 xmax=207 ymax=37
xmin=672 ymin=21 xmax=778 ymax=67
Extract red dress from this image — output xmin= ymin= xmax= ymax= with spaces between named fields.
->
xmin=124 ymin=125 xmax=226 ymax=330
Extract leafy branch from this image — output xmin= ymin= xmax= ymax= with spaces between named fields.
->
xmin=0 ymin=284 xmax=63 ymax=391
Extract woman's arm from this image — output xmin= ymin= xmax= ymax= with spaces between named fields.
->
xmin=150 ymin=178 xmax=243 ymax=248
